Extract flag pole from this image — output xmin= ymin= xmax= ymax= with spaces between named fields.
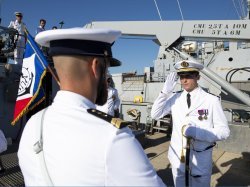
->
xmin=47 ymin=65 xmax=60 ymax=86
xmin=24 ymin=29 xmax=60 ymax=86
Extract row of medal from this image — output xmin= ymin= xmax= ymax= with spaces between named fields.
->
xmin=198 ymin=109 xmax=208 ymax=120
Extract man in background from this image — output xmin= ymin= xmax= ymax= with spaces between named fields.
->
xmin=36 ymin=19 xmax=46 ymax=35
xmin=96 ymin=72 xmax=120 ymax=117
xmin=8 ymin=12 xmax=26 ymax=65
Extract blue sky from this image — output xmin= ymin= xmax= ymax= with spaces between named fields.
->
xmin=0 ymin=0 xmax=246 ymax=74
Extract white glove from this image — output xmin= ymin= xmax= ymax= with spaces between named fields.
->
xmin=162 ymin=72 xmax=178 ymax=94
xmin=183 ymin=122 xmax=197 ymax=139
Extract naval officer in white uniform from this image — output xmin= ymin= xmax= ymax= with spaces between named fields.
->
xmin=151 ymin=60 xmax=230 ymax=187
xmin=96 ymin=72 xmax=120 ymax=117
xmin=8 ymin=12 xmax=26 ymax=65
xmin=18 ymin=28 xmax=165 ymax=186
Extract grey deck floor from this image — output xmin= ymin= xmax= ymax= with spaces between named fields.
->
xmin=145 ymin=132 xmax=250 ymax=187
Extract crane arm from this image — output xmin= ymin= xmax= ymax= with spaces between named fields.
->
xmin=84 ymin=20 xmax=250 ymax=46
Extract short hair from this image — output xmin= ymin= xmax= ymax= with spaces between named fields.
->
xmin=40 ymin=19 xmax=46 ymax=24
xmin=52 ymin=26 xmax=57 ymax=30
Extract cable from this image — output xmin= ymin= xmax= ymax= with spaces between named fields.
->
xmin=153 ymin=0 xmax=163 ymax=21
xmin=229 ymin=68 xmax=250 ymax=82
xmin=226 ymin=68 xmax=237 ymax=81
xmin=238 ymin=0 xmax=244 ymax=18
xmin=225 ymin=67 xmax=250 ymax=82
xmin=232 ymin=0 xmax=241 ymax=19
xmin=176 ymin=0 xmax=184 ymax=20
xmin=240 ymin=0 xmax=246 ymax=17
xmin=238 ymin=0 xmax=245 ymax=18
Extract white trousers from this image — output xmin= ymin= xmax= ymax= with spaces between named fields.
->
xmin=14 ymin=38 xmax=25 ymax=65
xmin=172 ymin=167 xmax=211 ymax=187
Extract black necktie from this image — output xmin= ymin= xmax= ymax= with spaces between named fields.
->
xmin=187 ymin=93 xmax=191 ymax=108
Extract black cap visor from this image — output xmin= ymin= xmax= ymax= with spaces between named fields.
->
xmin=110 ymin=58 xmax=121 ymax=67
xmin=177 ymin=71 xmax=199 ymax=76
xmin=49 ymin=39 xmax=121 ymax=67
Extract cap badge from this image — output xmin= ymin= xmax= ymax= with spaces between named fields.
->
xmin=181 ymin=61 xmax=189 ymax=68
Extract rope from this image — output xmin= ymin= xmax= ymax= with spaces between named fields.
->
xmin=176 ymin=0 xmax=184 ymax=20
xmin=153 ymin=0 xmax=163 ymax=21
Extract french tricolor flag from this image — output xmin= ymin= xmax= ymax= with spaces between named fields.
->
xmin=12 ymin=31 xmax=48 ymax=125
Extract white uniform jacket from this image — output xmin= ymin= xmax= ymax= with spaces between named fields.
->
xmin=36 ymin=26 xmax=45 ymax=35
xmin=96 ymin=87 xmax=120 ymax=116
xmin=8 ymin=20 xmax=26 ymax=44
xmin=18 ymin=91 xmax=164 ymax=186
xmin=151 ymin=87 xmax=230 ymax=176
xmin=8 ymin=20 xmax=26 ymax=64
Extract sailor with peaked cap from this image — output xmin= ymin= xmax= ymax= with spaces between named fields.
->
xmin=8 ymin=11 xmax=26 ymax=65
xmin=18 ymin=28 xmax=165 ymax=186
xmin=15 ymin=12 xmax=23 ymax=16
xmin=151 ymin=60 xmax=229 ymax=187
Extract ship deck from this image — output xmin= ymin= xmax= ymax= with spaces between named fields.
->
xmin=0 ymin=132 xmax=250 ymax=186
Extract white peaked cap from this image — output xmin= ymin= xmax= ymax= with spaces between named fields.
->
xmin=35 ymin=28 xmax=121 ymax=47
xmin=35 ymin=28 xmax=122 ymax=67
xmin=174 ymin=60 xmax=204 ymax=73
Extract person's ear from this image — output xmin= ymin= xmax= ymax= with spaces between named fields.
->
xmin=90 ymin=57 xmax=100 ymax=79
xmin=197 ymin=74 xmax=200 ymax=80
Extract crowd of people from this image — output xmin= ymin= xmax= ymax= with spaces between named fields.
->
xmin=0 ymin=10 xmax=231 ymax=187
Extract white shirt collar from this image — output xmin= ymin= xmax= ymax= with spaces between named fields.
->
xmin=53 ymin=90 xmax=96 ymax=109
xmin=183 ymin=86 xmax=200 ymax=97
xmin=38 ymin=25 xmax=45 ymax=29
xmin=15 ymin=20 xmax=21 ymax=24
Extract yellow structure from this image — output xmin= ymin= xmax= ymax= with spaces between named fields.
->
xmin=134 ymin=95 xmax=143 ymax=103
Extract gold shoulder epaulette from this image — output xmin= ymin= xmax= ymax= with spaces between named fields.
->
xmin=87 ymin=109 xmax=129 ymax=129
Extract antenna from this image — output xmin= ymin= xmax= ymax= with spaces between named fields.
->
xmin=59 ymin=21 xmax=64 ymax=29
